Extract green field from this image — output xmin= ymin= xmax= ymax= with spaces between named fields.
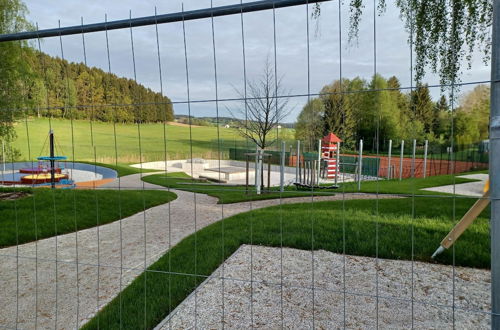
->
xmin=144 ymin=171 xmax=485 ymax=205
xmin=12 ymin=118 xmax=282 ymax=163
xmin=142 ymin=172 xmax=336 ymax=204
xmin=84 ymin=196 xmax=490 ymax=329
xmin=338 ymin=172 xmax=483 ymax=195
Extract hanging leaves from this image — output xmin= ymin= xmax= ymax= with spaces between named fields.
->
xmin=321 ymin=0 xmax=492 ymax=87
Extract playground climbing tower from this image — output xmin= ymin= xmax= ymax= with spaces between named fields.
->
xmin=321 ymin=132 xmax=341 ymax=180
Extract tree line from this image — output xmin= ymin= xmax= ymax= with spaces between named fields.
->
xmin=295 ymin=74 xmax=490 ymax=152
xmin=1 ymin=0 xmax=174 ymax=162
xmin=25 ymin=52 xmax=174 ymax=123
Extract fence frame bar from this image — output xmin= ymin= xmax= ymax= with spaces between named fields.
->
xmin=0 ymin=0 xmax=329 ymax=43
xmin=490 ymin=0 xmax=500 ymax=327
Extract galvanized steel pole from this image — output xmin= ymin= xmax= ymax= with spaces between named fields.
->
xmin=335 ymin=141 xmax=340 ymax=185
xmin=411 ymin=139 xmax=416 ymax=178
xmin=490 ymin=0 xmax=500 ymax=327
xmin=399 ymin=140 xmax=404 ymax=181
xmin=387 ymin=139 xmax=392 ymax=179
xmin=280 ymin=141 xmax=285 ymax=192
xmin=1 ymin=140 xmax=4 ymax=186
xmin=423 ymin=140 xmax=428 ymax=179
xmin=256 ymin=148 xmax=262 ymax=195
xmin=296 ymin=140 xmax=300 ymax=183
xmin=0 ymin=0 xmax=330 ymax=42
xmin=317 ymin=139 xmax=321 ymax=185
xmin=358 ymin=139 xmax=363 ymax=191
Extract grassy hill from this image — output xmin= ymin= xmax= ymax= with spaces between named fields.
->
xmin=13 ymin=118 xmax=294 ymax=163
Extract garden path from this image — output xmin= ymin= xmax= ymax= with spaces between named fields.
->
xmin=0 ymin=173 xmax=399 ymax=329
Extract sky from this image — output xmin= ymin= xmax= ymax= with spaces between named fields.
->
xmin=23 ymin=0 xmax=490 ymax=122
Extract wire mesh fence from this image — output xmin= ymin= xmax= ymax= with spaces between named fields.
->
xmin=0 ymin=0 xmax=497 ymax=329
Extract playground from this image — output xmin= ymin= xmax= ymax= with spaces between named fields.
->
xmin=0 ymin=126 xmax=492 ymax=328
xmin=0 ymin=0 xmax=495 ymax=326
xmin=1 ymin=131 xmax=118 ymax=188
xmin=0 ymin=161 xmax=118 ymax=188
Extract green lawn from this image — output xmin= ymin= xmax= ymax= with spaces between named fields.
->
xmin=338 ymin=172 xmax=484 ymax=195
xmin=143 ymin=171 xmax=484 ymax=204
xmin=142 ymin=172 xmax=337 ymax=204
xmin=84 ymin=196 xmax=490 ymax=329
xmin=0 ymin=188 xmax=176 ymax=247
xmin=13 ymin=118 xmax=294 ymax=163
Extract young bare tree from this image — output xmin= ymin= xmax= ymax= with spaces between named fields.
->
xmin=229 ymin=59 xmax=292 ymax=150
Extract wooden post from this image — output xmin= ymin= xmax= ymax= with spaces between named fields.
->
xmin=440 ymin=191 xmax=491 ymax=249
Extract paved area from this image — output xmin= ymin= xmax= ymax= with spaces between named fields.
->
xmin=161 ymin=245 xmax=490 ymax=329
xmin=422 ymin=174 xmax=489 ymax=197
xmin=98 ymin=172 xmax=165 ymax=190
xmin=0 ymin=174 xmax=399 ymax=329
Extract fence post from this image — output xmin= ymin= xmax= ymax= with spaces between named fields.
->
xmin=423 ymin=139 xmax=428 ymax=178
xmin=317 ymin=139 xmax=321 ymax=186
xmin=335 ymin=141 xmax=340 ymax=185
xmin=399 ymin=140 xmax=404 ymax=181
xmin=387 ymin=139 xmax=392 ymax=179
xmin=280 ymin=141 xmax=285 ymax=192
xmin=256 ymin=148 xmax=262 ymax=195
xmin=411 ymin=139 xmax=416 ymax=178
xmin=490 ymin=0 xmax=500 ymax=326
xmin=1 ymin=140 xmax=4 ymax=186
xmin=295 ymin=140 xmax=300 ymax=183
xmin=255 ymin=146 xmax=259 ymax=194
xmin=2 ymin=139 xmax=5 ymax=170
xmin=358 ymin=139 xmax=363 ymax=191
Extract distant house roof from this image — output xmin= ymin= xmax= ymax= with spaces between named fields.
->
xmin=322 ymin=132 xmax=342 ymax=144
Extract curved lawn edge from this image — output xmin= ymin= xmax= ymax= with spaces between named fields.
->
xmin=82 ymin=197 xmax=489 ymax=329
xmin=77 ymin=161 xmax=163 ymax=177
xmin=142 ymin=172 xmax=337 ymax=204
xmin=0 ymin=189 xmax=177 ymax=248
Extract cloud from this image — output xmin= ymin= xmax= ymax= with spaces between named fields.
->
xmin=24 ymin=0 xmax=490 ymax=121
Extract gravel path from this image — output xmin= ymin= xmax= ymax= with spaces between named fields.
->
xmin=0 ymin=174 xmax=399 ymax=329
xmin=162 ymin=245 xmax=491 ymax=329
xmin=422 ymin=173 xmax=489 ymax=197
